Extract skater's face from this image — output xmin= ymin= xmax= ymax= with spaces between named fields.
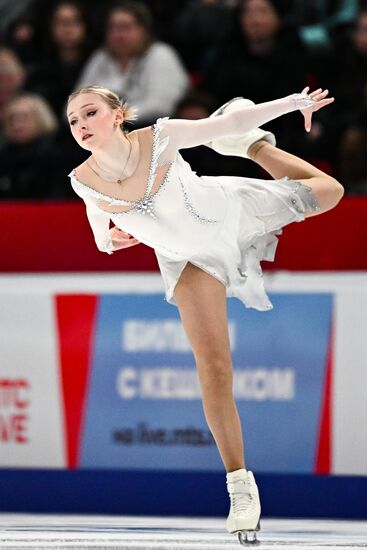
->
xmin=67 ymin=92 xmax=124 ymax=150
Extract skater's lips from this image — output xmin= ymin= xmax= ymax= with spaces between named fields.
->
xmin=82 ymin=133 xmax=93 ymax=141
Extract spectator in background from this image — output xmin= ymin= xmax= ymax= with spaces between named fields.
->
xmin=75 ymin=1 xmax=189 ymax=126
xmin=338 ymin=110 xmax=367 ymax=194
xmin=202 ymin=0 xmax=307 ymax=151
xmin=331 ymin=8 xmax=367 ymax=129
xmin=203 ymin=0 xmax=305 ymax=102
xmin=174 ymin=0 xmax=234 ymax=74
xmin=0 ymin=0 xmax=32 ymax=35
xmin=202 ymin=0 xmax=341 ymax=169
xmin=0 ymin=93 xmax=61 ymax=198
xmin=24 ymin=0 xmax=114 ymax=45
xmin=336 ymin=8 xmax=367 ymax=192
xmin=0 ymin=47 xmax=26 ymax=140
xmin=290 ymin=0 xmax=359 ymax=50
xmin=2 ymin=15 xmax=38 ymax=68
xmin=24 ymin=1 xmax=94 ymax=118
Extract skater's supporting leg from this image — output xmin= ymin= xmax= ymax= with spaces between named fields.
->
xmin=248 ymin=140 xmax=344 ymax=217
xmin=174 ymin=262 xmax=245 ymax=473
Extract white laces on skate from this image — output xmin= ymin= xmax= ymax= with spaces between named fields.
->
xmin=227 ymin=480 xmax=255 ymax=516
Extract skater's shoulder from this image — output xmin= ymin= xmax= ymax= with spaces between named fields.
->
xmin=72 ymin=158 xmax=91 ymax=184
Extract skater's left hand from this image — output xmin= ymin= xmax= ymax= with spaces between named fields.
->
xmin=300 ymin=86 xmax=334 ymax=133
xmin=110 ymin=226 xmax=140 ymax=250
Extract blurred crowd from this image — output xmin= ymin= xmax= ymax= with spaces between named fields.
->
xmin=0 ymin=0 xmax=367 ymax=200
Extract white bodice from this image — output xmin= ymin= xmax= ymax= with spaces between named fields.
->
xmin=69 ymin=118 xmax=228 ymax=259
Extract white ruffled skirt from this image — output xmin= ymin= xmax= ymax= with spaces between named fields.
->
xmin=155 ymin=175 xmax=320 ymax=311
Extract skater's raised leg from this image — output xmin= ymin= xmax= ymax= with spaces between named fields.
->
xmin=208 ymin=93 xmax=344 ymax=219
xmin=248 ymin=140 xmax=344 ymax=217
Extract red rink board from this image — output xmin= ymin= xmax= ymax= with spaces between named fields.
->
xmin=0 ymin=197 xmax=365 ymax=272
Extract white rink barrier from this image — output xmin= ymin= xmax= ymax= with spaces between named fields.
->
xmin=0 ymin=272 xmax=366 ymax=476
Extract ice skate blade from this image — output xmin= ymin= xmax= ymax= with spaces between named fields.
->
xmin=236 ymin=521 xmax=260 ymax=546
xmin=237 ymin=530 xmax=260 ymax=546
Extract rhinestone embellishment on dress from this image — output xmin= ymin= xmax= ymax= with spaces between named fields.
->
xmin=285 ymin=177 xmax=321 ymax=213
xmin=135 ymin=196 xmax=155 ymax=217
xmin=178 ymin=176 xmax=219 ymax=224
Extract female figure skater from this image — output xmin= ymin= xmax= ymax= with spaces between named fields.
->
xmin=67 ymin=86 xmax=343 ymax=545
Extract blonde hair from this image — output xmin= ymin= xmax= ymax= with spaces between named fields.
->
xmin=5 ymin=93 xmax=58 ymax=135
xmin=67 ymin=86 xmax=138 ymax=128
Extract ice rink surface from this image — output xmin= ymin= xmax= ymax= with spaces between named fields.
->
xmin=0 ymin=514 xmax=366 ymax=549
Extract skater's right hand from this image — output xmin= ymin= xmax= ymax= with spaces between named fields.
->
xmin=110 ymin=226 xmax=140 ymax=250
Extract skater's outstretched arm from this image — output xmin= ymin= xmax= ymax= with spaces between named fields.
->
xmin=160 ymin=88 xmax=334 ymax=152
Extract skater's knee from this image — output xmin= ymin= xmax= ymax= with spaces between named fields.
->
xmin=328 ymin=177 xmax=344 ymax=206
xmin=320 ymin=176 xmax=344 ymax=212
xmin=196 ymin=355 xmax=233 ymax=389
xmin=302 ymin=175 xmax=344 ymax=216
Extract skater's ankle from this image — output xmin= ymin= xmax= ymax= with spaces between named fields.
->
xmin=226 ymin=467 xmax=247 ymax=477
xmin=248 ymin=139 xmax=271 ymax=161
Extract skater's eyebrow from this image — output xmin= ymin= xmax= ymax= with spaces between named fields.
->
xmin=67 ymin=104 xmax=96 ymax=118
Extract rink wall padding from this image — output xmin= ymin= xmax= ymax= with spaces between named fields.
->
xmin=1 ymin=273 xmax=367 ymax=517
xmin=0 ymin=468 xmax=366 ymax=519
xmin=0 ymin=197 xmax=366 ymax=271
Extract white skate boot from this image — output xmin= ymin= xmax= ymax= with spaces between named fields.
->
xmin=207 ymin=97 xmax=276 ymax=159
xmin=226 ymin=468 xmax=261 ymax=546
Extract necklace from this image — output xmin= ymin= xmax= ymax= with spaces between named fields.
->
xmin=87 ymin=135 xmax=133 ymax=184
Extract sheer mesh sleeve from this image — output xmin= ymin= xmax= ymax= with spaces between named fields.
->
xmin=156 ymin=94 xmax=315 ymax=158
xmin=85 ymin=198 xmax=115 ymax=254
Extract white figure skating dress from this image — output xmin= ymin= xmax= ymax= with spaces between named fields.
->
xmin=69 ymin=94 xmax=320 ymax=311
